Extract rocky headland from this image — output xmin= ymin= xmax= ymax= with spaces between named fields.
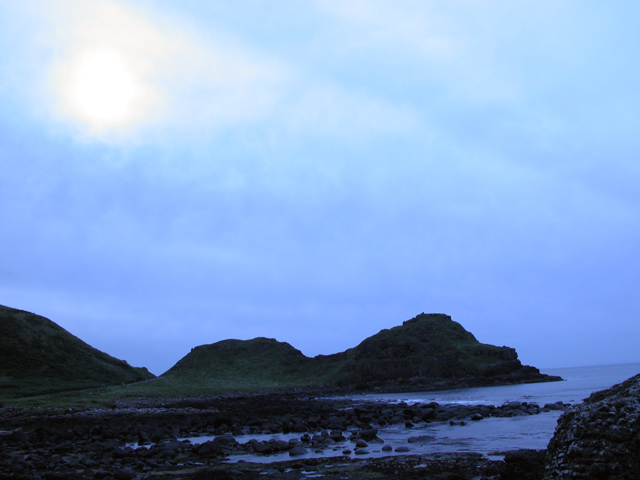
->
xmin=164 ymin=313 xmax=562 ymax=392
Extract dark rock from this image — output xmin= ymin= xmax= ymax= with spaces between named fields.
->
xmin=501 ymin=449 xmax=546 ymax=480
xmin=289 ymin=446 xmax=307 ymax=456
xmin=113 ymin=468 xmax=136 ymax=480
xmin=214 ymin=435 xmax=238 ymax=447
xmin=545 ymin=373 xmax=640 ymax=479
xmin=197 ymin=440 xmax=225 ymax=456
xmin=359 ymin=427 xmax=378 ymax=440
xmin=251 ymin=442 xmax=272 ymax=454
xmin=7 ymin=431 xmax=29 ymax=443
xmin=149 ymin=427 xmax=166 ymax=442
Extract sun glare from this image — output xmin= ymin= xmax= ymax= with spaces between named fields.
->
xmin=62 ymin=50 xmax=139 ymax=131
xmin=76 ymin=53 xmax=133 ymax=119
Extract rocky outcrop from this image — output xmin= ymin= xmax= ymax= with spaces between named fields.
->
xmin=545 ymin=373 xmax=640 ymax=479
xmin=165 ymin=313 xmax=562 ymax=392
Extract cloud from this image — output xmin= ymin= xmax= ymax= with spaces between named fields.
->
xmin=37 ymin=0 xmax=284 ymax=142
xmin=280 ymin=82 xmax=421 ymax=138
xmin=315 ymin=0 xmax=584 ymax=105
xmin=0 ymin=0 xmax=423 ymax=146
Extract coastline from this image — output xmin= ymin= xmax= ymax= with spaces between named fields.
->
xmin=0 ymin=391 xmax=564 ymax=479
xmin=3 ymin=363 xmax=638 ymax=479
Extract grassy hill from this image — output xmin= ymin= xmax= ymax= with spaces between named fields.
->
xmin=163 ymin=313 xmax=560 ymax=391
xmin=0 ymin=305 xmax=155 ymax=399
xmin=163 ymin=337 xmax=317 ymax=390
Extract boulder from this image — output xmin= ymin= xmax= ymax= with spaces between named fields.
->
xmin=196 ymin=440 xmax=225 ymax=457
xmin=359 ymin=427 xmax=379 ymax=440
xmin=289 ymin=446 xmax=307 ymax=456
xmin=545 ymin=373 xmax=640 ymax=479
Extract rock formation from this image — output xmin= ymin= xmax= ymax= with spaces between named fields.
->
xmin=545 ymin=372 xmax=640 ymax=479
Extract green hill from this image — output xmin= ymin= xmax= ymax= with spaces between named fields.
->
xmin=0 ymin=305 xmax=155 ymax=398
xmin=165 ymin=337 xmax=315 ymax=388
xmin=163 ymin=313 xmax=560 ymax=391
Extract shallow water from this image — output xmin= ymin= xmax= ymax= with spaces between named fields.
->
xmin=221 ymin=363 xmax=640 ymax=463
xmin=127 ymin=363 xmax=639 ymax=463
xmin=220 ymin=411 xmax=562 ymax=463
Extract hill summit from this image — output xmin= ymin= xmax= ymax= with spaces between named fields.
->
xmin=164 ymin=313 xmax=561 ymax=391
xmin=0 ymin=305 xmax=155 ymax=398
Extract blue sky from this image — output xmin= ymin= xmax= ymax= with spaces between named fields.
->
xmin=2 ymin=1 xmax=640 ymax=375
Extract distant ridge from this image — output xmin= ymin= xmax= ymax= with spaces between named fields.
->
xmin=0 ymin=305 xmax=155 ymax=398
xmin=164 ymin=313 xmax=561 ymax=391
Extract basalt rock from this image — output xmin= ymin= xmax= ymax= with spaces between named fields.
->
xmin=545 ymin=373 xmax=640 ymax=479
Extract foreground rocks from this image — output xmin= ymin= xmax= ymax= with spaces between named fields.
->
xmin=0 ymin=393 xmax=569 ymax=479
xmin=545 ymin=373 xmax=640 ymax=479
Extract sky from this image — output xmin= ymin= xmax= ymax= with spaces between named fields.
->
xmin=1 ymin=0 xmax=640 ymax=376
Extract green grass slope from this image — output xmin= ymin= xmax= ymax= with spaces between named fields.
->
xmin=163 ymin=313 xmax=559 ymax=391
xmin=0 ymin=305 xmax=155 ymax=399
xmin=163 ymin=337 xmax=318 ymax=390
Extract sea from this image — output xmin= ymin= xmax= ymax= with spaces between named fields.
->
xmin=214 ymin=363 xmax=640 ymax=463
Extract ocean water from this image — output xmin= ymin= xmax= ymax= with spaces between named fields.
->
xmin=349 ymin=362 xmax=640 ymax=407
xmin=222 ymin=363 xmax=640 ymax=463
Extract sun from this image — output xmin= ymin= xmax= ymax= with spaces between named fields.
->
xmin=62 ymin=50 xmax=139 ymax=131
xmin=75 ymin=52 xmax=134 ymax=121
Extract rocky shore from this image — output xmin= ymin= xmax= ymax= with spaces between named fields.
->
xmin=0 ymin=392 xmax=569 ymax=479
xmin=545 ymin=373 xmax=640 ymax=479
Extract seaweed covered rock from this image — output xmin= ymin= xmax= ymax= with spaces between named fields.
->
xmin=545 ymin=373 xmax=640 ymax=479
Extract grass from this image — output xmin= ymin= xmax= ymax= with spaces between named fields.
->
xmin=0 ymin=304 xmax=154 ymax=402
xmin=1 ymin=311 xmax=525 ymax=408
xmin=1 ymin=375 xmax=318 ymax=409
